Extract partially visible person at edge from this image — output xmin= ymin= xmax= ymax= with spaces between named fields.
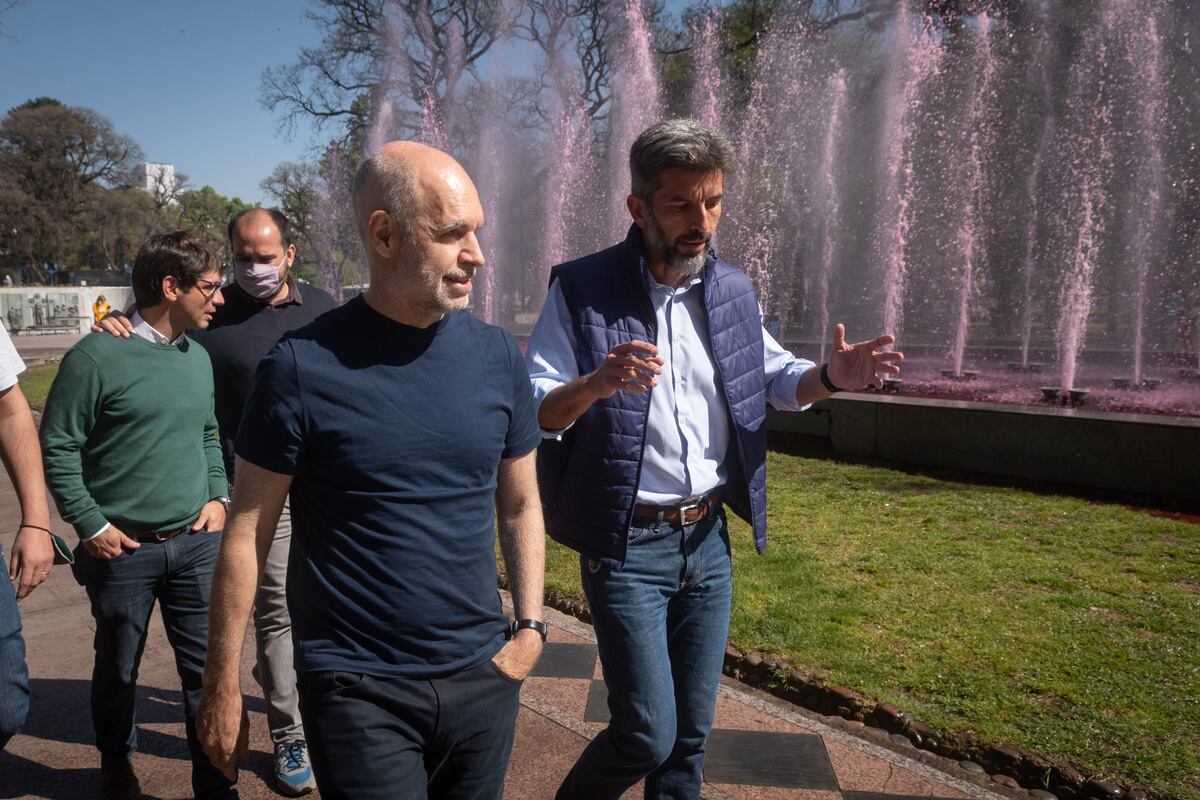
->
xmin=94 ymin=208 xmax=336 ymax=797
xmin=0 ymin=321 xmax=55 ymax=750
xmin=195 ymin=140 xmax=546 ymax=800
xmin=526 ymin=118 xmax=904 ymax=800
xmin=40 ymin=231 xmax=234 ymax=800
xmin=91 ymin=295 xmax=111 ymax=324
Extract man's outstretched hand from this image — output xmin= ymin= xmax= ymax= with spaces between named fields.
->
xmin=826 ymin=323 xmax=904 ymax=391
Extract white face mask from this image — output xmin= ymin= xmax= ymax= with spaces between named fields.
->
xmin=233 ymin=256 xmax=288 ymax=299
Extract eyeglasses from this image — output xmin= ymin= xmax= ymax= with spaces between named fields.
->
xmin=193 ymin=277 xmax=225 ymax=300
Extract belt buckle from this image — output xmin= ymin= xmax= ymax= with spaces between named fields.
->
xmin=678 ymin=500 xmax=704 ymax=525
xmin=154 ymin=526 xmax=184 ymax=543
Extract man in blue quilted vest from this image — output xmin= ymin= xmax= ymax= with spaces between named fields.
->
xmin=527 ymin=119 xmax=904 ymax=799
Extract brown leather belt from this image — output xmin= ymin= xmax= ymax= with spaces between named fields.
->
xmin=631 ymin=493 xmax=721 ymax=526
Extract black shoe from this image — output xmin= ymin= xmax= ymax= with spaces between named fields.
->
xmin=100 ymin=757 xmax=142 ymax=800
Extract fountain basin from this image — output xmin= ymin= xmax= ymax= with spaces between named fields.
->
xmin=767 ymin=394 xmax=1200 ymax=507
xmin=1139 ymin=378 xmax=1162 ymax=391
xmin=1110 ymin=378 xmax=1132 ymax=390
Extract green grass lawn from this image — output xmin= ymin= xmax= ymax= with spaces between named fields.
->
xmin=19 ymin=362 xmax=59 ymax=411
xmin=543 ymin=452 xmax=1200 ymax=800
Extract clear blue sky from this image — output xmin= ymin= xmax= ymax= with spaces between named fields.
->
xmin=0 ymin=0 xmax=328 ymax=204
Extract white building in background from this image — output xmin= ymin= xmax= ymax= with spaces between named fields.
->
xmin=134 ymin=162 xmax=179 ymax=204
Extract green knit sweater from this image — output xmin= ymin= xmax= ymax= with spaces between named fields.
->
xmin=40 ymin=332 xmax=228 ymax=541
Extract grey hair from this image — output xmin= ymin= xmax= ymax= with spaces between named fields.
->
xmin=351 ymin=149 xmax=420 ymax=247
xmin=629 ymin=119 xmax=735 ymax=202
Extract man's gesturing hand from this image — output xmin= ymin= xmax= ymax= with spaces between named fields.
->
xmin=826 ymin=323 xmax=904 ymax=391
xmin=585 ymin=340 xmax=663 ymax=399
xmin=197 ymin=685 xmax=249 ymax=782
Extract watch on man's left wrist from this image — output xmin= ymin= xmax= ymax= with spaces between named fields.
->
xmin=509 ymin=618 xmax=548 ymax=642
xmin=212 ymin=496 xmax=231 ymax=511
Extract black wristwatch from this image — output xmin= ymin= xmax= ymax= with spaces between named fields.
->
xmin=509 ymin=618 xmax=548 ymax=642
xmin=212 ymin=496 xmax=231 ymax=510
xmin=819 ymin=362 xmax=843 ymax=394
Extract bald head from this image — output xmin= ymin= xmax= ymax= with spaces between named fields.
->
xmin=352 ymin=141 xmax=476 ymax=249
xmin=228 ymin=207 xmax=291 ymax=249
xmin=352 ymin=140 xmax=486 ymax=324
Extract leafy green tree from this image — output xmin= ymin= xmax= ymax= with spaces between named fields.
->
xmin=176 ymin=185 xmax=251 ymax=265
xmin=0 ymin=99 xmax=143 ymax=281
xmin=260 ymin=160 xmax=321 ymax=283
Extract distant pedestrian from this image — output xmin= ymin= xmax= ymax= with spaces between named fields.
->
xmin=92 ymin=295 xmax=111 ymax=323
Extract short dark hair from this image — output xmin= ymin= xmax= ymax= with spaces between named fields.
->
xmin=227 ymin=208 xmax=293 ymax=249
xmin=629 ymin=119 xmax=735 ymax=202
xmin=131 ymin=231 xmax=221 ymax=309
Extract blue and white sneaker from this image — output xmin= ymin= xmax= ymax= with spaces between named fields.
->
xmin=273 ymin=739 xmax=316 ymax=797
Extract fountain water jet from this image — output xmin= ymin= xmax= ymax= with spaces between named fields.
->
xmin=875 ymin=1 xmax=943 ymax=342
xmin=1056 ymin=2 xmax=1120 ymax=395
xmin=607 ymin=0 xmax=661 ymax=242
xmin=689 ymin=11 xmax=724 ymax=132
xmin=814 ymin=69 xmax=848 ymax=357
xmin=1126 ymin=15 xmax=1167 ymax=385
xmin=949 ymin=13 xmax=999 ymax=377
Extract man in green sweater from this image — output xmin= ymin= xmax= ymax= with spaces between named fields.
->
xmin=40 ymin=231 xmax=235 ymax=800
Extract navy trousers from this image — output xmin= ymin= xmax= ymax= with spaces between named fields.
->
xmin=72 ymin=530 xmax=236 ymax=799
xmin=297 ymin=658 xmax=522 ymax=800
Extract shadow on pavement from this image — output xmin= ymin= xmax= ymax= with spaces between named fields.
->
xmin=3 ymin=679 xmax=273 ymax=799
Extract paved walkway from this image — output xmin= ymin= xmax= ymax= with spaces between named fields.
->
xmin=0 ymin=492 xmax=1012 ymax=799
xmin=10 ymin=333 xmax=81 ymax=366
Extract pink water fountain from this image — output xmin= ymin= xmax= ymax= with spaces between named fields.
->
xmin=348 ymin=0 xmax=1199 ymax=418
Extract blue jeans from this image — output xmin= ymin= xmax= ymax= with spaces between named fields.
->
xmin=0 ymin=545 xmax=30 ymax=750
xmin=557 ymin=510 xmax=733 ymax=800
xmin=72 ymin=530 xmax=236 ymax=799
xmin=297 ymin=659 xmax=522 ymax=799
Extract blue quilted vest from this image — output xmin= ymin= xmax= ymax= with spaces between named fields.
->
xmin=537 ymin=225 xmax=768 ymax=567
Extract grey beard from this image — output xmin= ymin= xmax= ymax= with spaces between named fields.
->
xmin=670 ymin=250 xmax=707 ymax=276
xmin=645 ymin=214 xmax=708 ymax=276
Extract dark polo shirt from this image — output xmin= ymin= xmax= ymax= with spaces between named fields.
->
xmin=191 ymin=278 xmax=338 ymax=472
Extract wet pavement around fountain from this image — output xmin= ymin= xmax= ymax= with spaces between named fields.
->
xmin=0 ymin=475 xmax=1021 ymax=800
xmin=795 ymin=349 xmax=1200 ymax=419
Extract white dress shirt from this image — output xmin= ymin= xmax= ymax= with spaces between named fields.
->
xmin=129 ymin=311 xmax=182 ymax=345
xmin=526 ymin=270 xmax=816 ymax=506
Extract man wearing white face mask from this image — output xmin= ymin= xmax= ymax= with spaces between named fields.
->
xmin=94 ymin=208 xmax=337 ymax=796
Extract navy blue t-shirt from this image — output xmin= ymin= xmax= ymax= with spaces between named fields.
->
xmin=235 ymin=296 xmax=541 ymax=679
